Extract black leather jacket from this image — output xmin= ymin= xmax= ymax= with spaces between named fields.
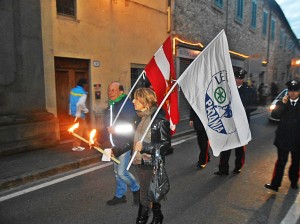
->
xmin=139 ymin=111 xmax=171 ymax=165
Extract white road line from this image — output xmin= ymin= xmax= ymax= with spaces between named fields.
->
xmin=0 ymin=162 xmax=112 ymax=202
xmin=172 ymin=136 xmax=196 ymax=146
xmin=0 ymin=136 xmax=195 ymax=202
xmin=280 ymin=192 xmax=300 ymax=224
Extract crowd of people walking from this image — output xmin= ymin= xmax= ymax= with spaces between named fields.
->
xmin=68 ymin=71 xmax=299 ymax=223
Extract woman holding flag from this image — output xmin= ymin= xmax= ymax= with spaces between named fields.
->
xmin=132 ymin=88 xmax=171 ymax=224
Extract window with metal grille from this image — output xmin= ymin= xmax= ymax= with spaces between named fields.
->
xmin=56 ymin=0 xmax=76 ymax=17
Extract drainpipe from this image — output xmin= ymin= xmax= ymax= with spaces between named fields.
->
xmin=225 ymin=0 xmax=229 ymax=34
xmin=266 ymin=2 xmax=272 ymax=84
xmin=167 ymin=0 xmax=172 ymax=33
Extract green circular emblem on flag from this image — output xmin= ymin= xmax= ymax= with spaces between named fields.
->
xmin=214 ymin=87 xmax=226 ymax=104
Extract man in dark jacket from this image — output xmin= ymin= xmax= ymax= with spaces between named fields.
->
xmin=104 ymin=81 xmax=140 ymax=205
xmin=189 ymin=107 xmax=210 ymax=169
xmin=265 ymin=79 xmax=300 ymax=192
xmin=214 ymin=69 xmax=257 ymax=175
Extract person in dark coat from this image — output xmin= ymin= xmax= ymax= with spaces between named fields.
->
xmin=103 ymin=81 xmax=140 ymax=206
xmin=265 ymin=79 xmax=300 ymax=192
xmin=270 ymin=82 xmax=279 ymax=101
xmin=189 ymin=107 xmax=210 ymax=169
xmin=214 ymin=69 xmax=257 ymax=175
xmin=132 ymin=88 xmax=171 ymax=224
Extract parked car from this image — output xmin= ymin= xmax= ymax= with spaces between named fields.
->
xmin=268 ymin=89 xmax=288 ymax=122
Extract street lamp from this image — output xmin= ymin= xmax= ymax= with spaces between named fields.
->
xmin=291 ymin=58 xmax=300 ymax=67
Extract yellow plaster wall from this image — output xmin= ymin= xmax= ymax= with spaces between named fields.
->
xmin=42 ymin=0 xmax=169 ymax=121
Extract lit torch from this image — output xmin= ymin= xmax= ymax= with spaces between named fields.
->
xmin=68 ymin=122 xmax=79 ymax=133
xmin=89 ymin=129 xmax=96 ymax=148
xmin=88 ymin=129 xmax=119 ymax=163
xmin=68 ymin=124 xmax=120 ymax=164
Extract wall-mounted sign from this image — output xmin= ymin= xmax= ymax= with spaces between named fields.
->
xmin=93 ymin=60 xmax=100 ymax=67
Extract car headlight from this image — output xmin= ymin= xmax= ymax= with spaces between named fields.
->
xmin=270 ymin=104 xmax=276 ymax=110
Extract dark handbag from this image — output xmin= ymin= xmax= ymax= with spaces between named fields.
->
xmin=147 ymin=158 xmax=170 ymax=202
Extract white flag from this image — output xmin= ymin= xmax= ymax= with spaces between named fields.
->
xmin=178 ymin=30 xmax=251 ymax=156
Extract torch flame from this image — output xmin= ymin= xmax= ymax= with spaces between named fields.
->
xmin=68 ymin=122 xmax=79 ymax=133
xmin=89 ymin=129 xmax=96 ymax=145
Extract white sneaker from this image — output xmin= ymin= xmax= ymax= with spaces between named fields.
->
xmin=77 ymin=146 xmax=85 ymax=151
xmin=72 ymin=147 xmax=79 ymax=151
xmin=72 ymin=146 xmax=85 ymax=151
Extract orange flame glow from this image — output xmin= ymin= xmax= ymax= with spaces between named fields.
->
xmin=68 ymin=123 xmax=79 ymax=133
xmin=89 ymin=129 xmax=96 ymax=145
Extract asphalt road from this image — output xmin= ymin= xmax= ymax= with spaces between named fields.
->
xmin=0 ymin=113 xmax=299 ymax=224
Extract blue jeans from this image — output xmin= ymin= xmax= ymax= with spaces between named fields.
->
xmin=114 ymin=150 xmax=140 ymax=198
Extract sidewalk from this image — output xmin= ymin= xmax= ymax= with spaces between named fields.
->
xmin=0 ymin=106 xmax=267 ymax=192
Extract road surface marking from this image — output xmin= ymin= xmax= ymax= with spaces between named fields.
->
xmin=0 ymin=136 xmax=194 ymax=202
xmin=280 ymin=192 xmax=300 ymax=224
xmin=0 ymin=163 xmax=112 ymax=202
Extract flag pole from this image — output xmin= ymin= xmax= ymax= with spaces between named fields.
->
xmin=126 ymin=78 xmax=179 ymax=170
xmin=127 ymin=30 xmax=226 ymax=170
xmin=112 ymin=70 xmax=145 ymax=126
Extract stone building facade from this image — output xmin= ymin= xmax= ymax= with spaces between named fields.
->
xmin=172 ymin=0 xmax=300 ymax=93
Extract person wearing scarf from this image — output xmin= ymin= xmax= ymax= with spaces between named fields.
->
xmin=104 ymin=81 xmax=140 ymax=206
xmin=133 ymin=88 xmax=171 ymax=224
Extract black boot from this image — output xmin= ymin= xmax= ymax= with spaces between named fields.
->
xmin=150 ymin=203 xmax=164 ymax=224
xmin=136 ymin=204 xmax=150 ymax=224
xmin=132 ymin=190 xmax=140 ymax=206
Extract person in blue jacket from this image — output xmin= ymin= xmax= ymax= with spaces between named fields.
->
xmin=104 ymin=81 xmax=140 ymax=206
xmin=69 ymin=78 xmax=89 ymax=151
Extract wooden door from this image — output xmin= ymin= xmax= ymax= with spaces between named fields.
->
xmin=55 ymin=57 xmax=89 ymax=141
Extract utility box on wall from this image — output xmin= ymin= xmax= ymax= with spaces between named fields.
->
xmin=94 ymin=83 xmax=101 ymax=100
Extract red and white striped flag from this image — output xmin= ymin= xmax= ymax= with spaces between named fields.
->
xmin=144 ymin=36 xmax=180 ymax=132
